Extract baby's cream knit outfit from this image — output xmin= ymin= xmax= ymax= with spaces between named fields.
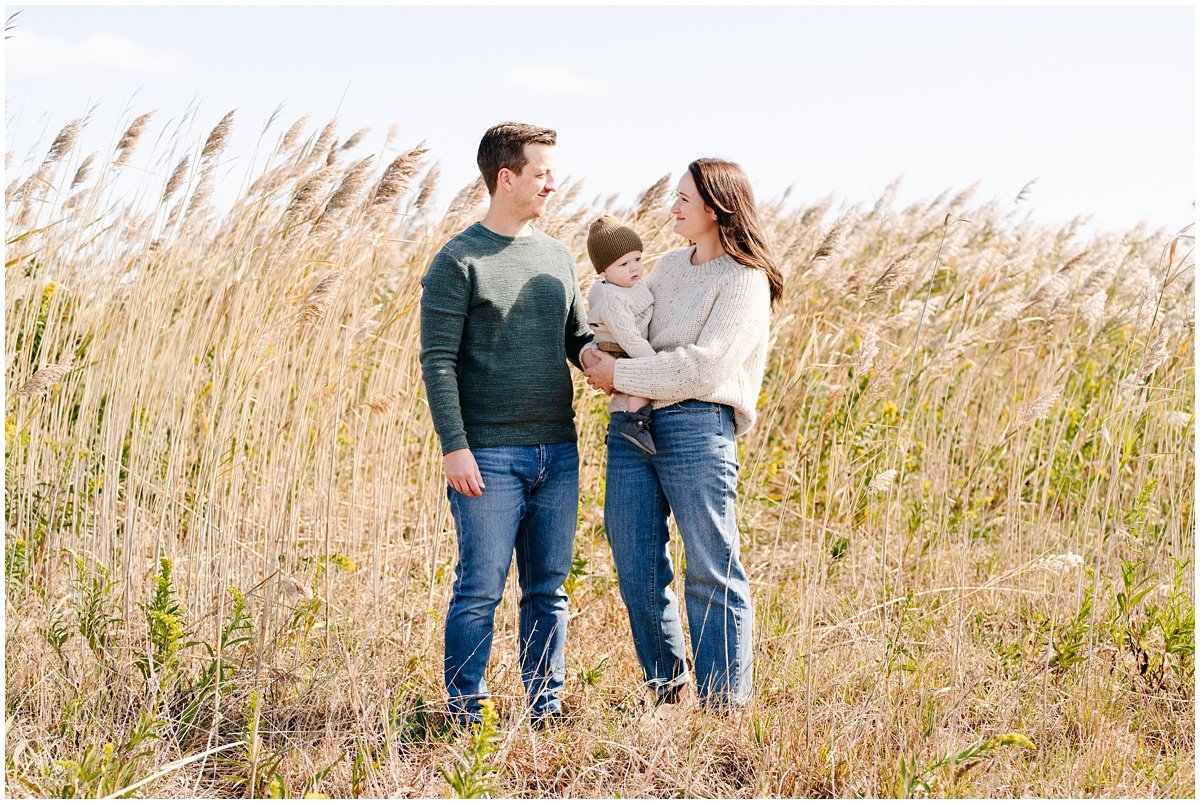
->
xmin=586 ymin=280 xmax=656 ymax=358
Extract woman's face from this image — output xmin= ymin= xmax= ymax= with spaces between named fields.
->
xmin=671 ymin=170 xmax=718 ymax=242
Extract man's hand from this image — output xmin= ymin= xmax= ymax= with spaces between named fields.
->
xmin=444 ymin=448 xmax=485 ymax=497
xmin=580 ymin=345 xmax=602 ymax=371
xmin=584 ymin=351 xmax=617 ymax=394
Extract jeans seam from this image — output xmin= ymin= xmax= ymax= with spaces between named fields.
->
xmin=518 ymin=497 xmax=532 ymax=704
xmin=719 ymin=414 xmax=742 ymax=701
xmin=649 ymin=455 xmax=665 ymax=690
xmin=724 ymin=514 xmax=739 ymax=698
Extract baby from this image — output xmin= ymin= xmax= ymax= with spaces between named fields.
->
xmin=585 ymin=216 xmax=656 ymax=454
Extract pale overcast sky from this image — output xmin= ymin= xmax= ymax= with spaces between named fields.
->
xmin=4 ymin=3 xmax=1195 ymax=234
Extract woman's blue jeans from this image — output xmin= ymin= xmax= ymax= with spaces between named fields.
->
xmin=604 ymin=400 xmax=754 ymax=706
xmin=443 ymin=442 xmax=578 ymax=720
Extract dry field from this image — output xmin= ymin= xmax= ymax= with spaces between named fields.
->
xmin=4 ymin=111 xmax=1195 ymax=798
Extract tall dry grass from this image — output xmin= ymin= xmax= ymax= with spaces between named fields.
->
xmin=4 ymin=110 xmax=1194 ymax=798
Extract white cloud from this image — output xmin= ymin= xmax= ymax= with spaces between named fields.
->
xmin=6 ymin=28 xmax=187 ymax=78
xmin=503 ymin=66 xmax=610 ymax=96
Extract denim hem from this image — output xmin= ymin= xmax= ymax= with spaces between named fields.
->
xmin=650 ymin=668 xmax=692 ymax=700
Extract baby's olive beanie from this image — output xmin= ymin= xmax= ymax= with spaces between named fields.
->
xmin=587 ymin=216 xmax=644 ymax=274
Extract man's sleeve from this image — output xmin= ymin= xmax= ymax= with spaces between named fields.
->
xmin=419 ymin=251 xmax=471 ymax=454
xmin=564 ymin=263 xmax=594 ymax=371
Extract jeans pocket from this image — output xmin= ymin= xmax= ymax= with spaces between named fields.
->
xmin=659 ymin=401 xmax=719 ymax=415
xmin=657 ymin=400 xmax=723 ymax=435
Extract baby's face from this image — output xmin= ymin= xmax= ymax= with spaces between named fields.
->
xmin=603 ymin=251 xmax=643 ymax=288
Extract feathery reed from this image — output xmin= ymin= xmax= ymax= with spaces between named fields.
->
xmin=115 ymin=111 xmax=155 ymax=167
xmin=41 ymin=117 xmax=83 ymax=166
xmin=370 ymin=142 xmax=429 ymax=209
xmin=70 ymin=153 xmax=96 ymax=189
xmin=200 ymin=109 xmax=236 ymax=161
xmin=297 ymin=270 xmax=347 ymax=326
xmin=282 ymin=115 xmax=310 ymax=152
xmin=11 ymin=363 xmax=73 ymax=398
xmin=634 ymin=173 xmax=671 ymax=222
xmin=162 ymin=155 xmax=190 ymax=202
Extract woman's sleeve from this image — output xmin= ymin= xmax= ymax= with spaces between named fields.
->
xmin=613 ymin=269 xmax=769 ymax=400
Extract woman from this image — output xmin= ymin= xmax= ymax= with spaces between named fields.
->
xmin=583 ymin=158 xmax=782 ymax=708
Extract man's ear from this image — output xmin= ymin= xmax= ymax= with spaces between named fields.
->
xmin=497 ymin=167 xmax=514 ymax=192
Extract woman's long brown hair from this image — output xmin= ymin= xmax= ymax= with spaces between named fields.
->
xmin=688 ymin=158 xmax=784 ymax=309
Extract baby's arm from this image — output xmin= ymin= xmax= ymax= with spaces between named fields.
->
xmin=602 ymin=289 xmax=656 ymax=359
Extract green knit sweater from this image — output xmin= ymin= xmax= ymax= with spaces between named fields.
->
xmin=419 ymin=222 xmax=593 ymax=454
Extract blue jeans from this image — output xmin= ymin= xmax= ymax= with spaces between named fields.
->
xmin=443 ymin=441 xmax=578 ymax=720
xmin=604 ymin=400 xmax=753 ymax=707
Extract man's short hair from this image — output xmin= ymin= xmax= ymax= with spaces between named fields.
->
xmin=477 ymin=122 xmax=557 ymax=195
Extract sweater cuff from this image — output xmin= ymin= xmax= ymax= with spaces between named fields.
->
xmin=439 ymin=432 xmax=471 ymax=455
xmin=612 ymin=359 xmax=646 ymax=398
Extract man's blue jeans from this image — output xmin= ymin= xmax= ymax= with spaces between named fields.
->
xmin=604 ymin=400 xmax=754 ymax=706
xmin=443 ymin=441 xmax=578 ymax=720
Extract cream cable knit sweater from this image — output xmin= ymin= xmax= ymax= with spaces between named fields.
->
xmin=611 ymin=246 xmax=772 ymax=436
xmin=586 ymin=280 xmax=656 ymax=358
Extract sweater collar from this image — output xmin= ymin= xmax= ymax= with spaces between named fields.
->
xmin=687 ymin=245 xmax=735 ymax=268
xmin=471 ymin=221 xmax=542 ymax=245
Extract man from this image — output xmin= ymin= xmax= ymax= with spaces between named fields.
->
xmin=419 ymin=122 xmax=595 ymax=725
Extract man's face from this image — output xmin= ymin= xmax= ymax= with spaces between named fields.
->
xmin=509 ymin=143 xmax=557 ymax=219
